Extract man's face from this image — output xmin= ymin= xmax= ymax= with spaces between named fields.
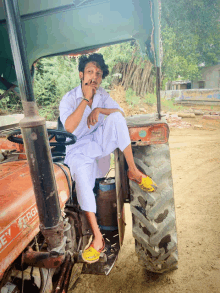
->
xmin=79 ymin=61 xmax=103 ymax=89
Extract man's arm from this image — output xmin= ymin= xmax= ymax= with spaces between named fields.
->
xmin=98 ymin=108 xmax=124 ymax=117
xmin=65 ymin=81 xmax=96 ymax=133
xmin=65 ymin=99 xmax=88 ymax=133
xmin=87 ymin=107 xmax=124 ymax=129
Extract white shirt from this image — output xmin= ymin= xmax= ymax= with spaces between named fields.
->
xmin=59 ymin=85 xmax=123 ymax=158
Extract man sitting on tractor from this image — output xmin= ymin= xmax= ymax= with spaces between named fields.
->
xmin=59 ymin=53 xmax=157 ymax=263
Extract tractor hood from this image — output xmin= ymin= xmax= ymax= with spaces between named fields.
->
xmin=0 ymin=0 xmax=160 ymax=90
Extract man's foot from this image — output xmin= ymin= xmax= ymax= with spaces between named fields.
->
xmin=82 ymin=238 xmax=105 ymax=264
xmin=127 ymin=168 xmax=157 ymax=192
xmin=91 ymin=236 xmax=104 ymax=251
xmin=128 ymin=168 xmax=145 ymax=183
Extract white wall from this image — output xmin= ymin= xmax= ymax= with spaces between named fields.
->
xmin=202 ymin=64 xmax=220 ymax=89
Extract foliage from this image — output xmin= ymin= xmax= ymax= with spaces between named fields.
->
xmin=145 ymin=93 xmax=157 ymax=106
xmin=0 ymin=90 xmax=22 ymax=114
xmin=34 ymin=56 xmax=79 ymax=105
xmin=161 ymin=0 xmax=220 ymax=82
xmin=144 ymin=92 xmax=184 ymax=111
xmin=125 ymin=88 xmax=140 ymax=106
xmin=99 ymin=41 xmax=143 ymax=89
xmin=33 ymin=56 xmax=79 ymax=120
xmin=99 ymin=42 xmax=138 ymax=72
xmin=161 ymin=25 xmax=200 ymax=81
xmin=161 ymin=98 xmax=184 ymax=112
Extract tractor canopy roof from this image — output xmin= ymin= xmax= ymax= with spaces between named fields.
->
xmin=0 ymin=0 xmax=160 ymax=91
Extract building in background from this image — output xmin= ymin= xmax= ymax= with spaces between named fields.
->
xmin=192 ymin=64 xmax=220 ymax=89
xmin=163 ymin=63 xmax=220 ymax=104
xmin=166 ymin=63 xmax=220 ymax=91
xmin=166 ymin=80 xmax=191 ymax=90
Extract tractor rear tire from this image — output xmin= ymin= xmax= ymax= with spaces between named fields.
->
xmin=129 ymin=143 xmax=178 ymax=273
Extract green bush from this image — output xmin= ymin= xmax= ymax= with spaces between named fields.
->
xmin=125 ymin=88 xmax=140 ymax=106
xmin=33 ymin=56 xmax=79 ymax=119
xmin=161 ymin=98 xmax=184 ymax=111
xmin=34 ymin=56 xmax=79 ymax=105
xmin=0 ymin=90 xmax=22 ymax=114
xmin=145 ymin=93 xmax=157 ymax=106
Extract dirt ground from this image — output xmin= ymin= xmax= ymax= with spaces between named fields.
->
xmin=69 ymin=93 xmax=220 ymax=293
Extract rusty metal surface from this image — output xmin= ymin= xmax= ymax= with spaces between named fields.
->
xmin=96 ymin=186 xmax=118 ymax=227
xmin=128 ymin=123 xmax=169 ymax=145
xmin=18 ymin=144 xmax=26 ymax=160
xmin=0 ymin=161 xmax=71 ymax=279
xmin=64 ymin=210 xmax=83 ymax=253
xmin=113 ymin=149 xmax=126 ymax=247
xmin=0 ymin=137 xmax=20 ymax=151
xmin=54 ymin=254 xmax=71 ymax=293
xmin=40 ymin=221 xmax=64 ymax=251
xmin=117 ymin=150 xmax=129 ymax=202
xmin=61 ymin=260 xmax=74 ymax=293
xmin=22 ymin=246 xmax=65 ymax=268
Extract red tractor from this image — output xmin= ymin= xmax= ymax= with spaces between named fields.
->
xmin=0 ymin=0 xmax=178 ymax=292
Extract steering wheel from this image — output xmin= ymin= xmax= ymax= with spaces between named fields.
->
xmin=7 ymin=128 xmax=77 ymax=146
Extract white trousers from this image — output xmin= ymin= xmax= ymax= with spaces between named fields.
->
xmin=66 ymin=112 xmax=130 ymax=213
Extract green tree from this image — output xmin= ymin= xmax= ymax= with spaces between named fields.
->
xmin=99 ymin=42 xmax=137 ymax=71
xmin=161 ymin=0 xmax=220 ymax=82
xmin=33 ymin=56 xmax=79 ymax=119
xmin=161 ymin=25 xmax=200 ymax=82
xmin=99 ymin=42 xmax=140 ymax=88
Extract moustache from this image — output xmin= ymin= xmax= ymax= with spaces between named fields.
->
xmin=84 ymin=79 xmax=98 ymax=86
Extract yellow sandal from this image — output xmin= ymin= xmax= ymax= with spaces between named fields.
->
xmin=82 ymin=239 xmax=105 ymax=264
xmin=127 ymin=170 xmax=157 ymax=192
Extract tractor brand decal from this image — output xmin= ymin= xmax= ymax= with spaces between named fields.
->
xmin=0 ymin=204 xmax=38 ymax=254
xmin=0 ymin=228 xmax=11 ymax=250
xmin=18 ymin=206 xmax=38 ymax=229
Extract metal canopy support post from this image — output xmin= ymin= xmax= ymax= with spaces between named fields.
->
xmin=151 ymin=0 xmax=162 ymax=120
xmin=156 ymin=66 xmax=161 ymax=120
xmin=3 ymin=0 xmax=64 ymax=249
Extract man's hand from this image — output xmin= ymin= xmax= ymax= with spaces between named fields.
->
xmin=87 ymin=108 xmax=100 ymax=128
xmin=82 ymin=80 xmax=97 ymax=102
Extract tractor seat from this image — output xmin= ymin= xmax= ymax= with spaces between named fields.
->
xmin=52 ymin=117 xmax=67 ymax=162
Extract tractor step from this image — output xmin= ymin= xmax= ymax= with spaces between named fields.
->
xmin=81 ymin=230 xmax=120 ymax=275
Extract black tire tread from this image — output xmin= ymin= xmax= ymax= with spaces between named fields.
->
xmin=130 ymin=143 xmax=178 ymax=273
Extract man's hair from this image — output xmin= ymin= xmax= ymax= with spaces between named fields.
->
xmin=78 ymin=53 xmax=109 ymax=79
